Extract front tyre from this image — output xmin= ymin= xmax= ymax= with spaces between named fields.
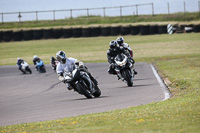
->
xmin=122 ymin=70 xmax=133 ymax=87
xmin=76 ymin=81 xmax=92 ymax=99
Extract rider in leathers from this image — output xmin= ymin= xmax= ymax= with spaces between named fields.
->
xmin=17 ymin=58 xmax=24 ymax=71
xmin=107 ymin=40 xmax=137 ymax=75
xmin=116 ymin=37 xmax=137 ymax=75
xmin=56 ymin=50 xmax=98 ymax=90
xmin=107 ymin=40 xmax=129 ymax=74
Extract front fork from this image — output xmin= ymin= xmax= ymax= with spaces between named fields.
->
xmin=81 ymin=72 xmax=95 ymax=92
xmin=115 ymin=68 xmax=124 ymax=81
xmin=115 ymin=63 xmax=135 ymax=82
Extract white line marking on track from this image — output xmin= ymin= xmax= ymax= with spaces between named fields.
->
xmin=150 ymin=64 xmax=171 ymax=101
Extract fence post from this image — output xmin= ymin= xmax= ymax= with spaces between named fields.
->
xmin=1 ymin=13 xmax=4 ymax=23
xmin=120 ymin=6 xmax=122 ymax=17
xmin=36 ymin=11 xmax=38 ymax=21
xmin=103 ymin=7 xmax=106 ymax=17
xmin=70 ymin=9 xmax=72 ymax=19
xmin=199 ymin=1 xmax=200 ymax=16
xmin=152 ymin=3 xmax=154 ymax=15
xmin=168 ymin=2 xmax=170 ymax=14
xmin=136 ymin=5 xmax=138 ymax=15
xmin=184 ymin=1 xmax=186 ymax=14
xmin=53 ymin=10 xmax=55 ymax=21
xmin=87 ymin=8 xmax=89 ymax=18
xmin=18 ymin=12 xmax=22 ymax=22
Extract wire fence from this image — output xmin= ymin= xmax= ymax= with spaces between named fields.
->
xmin=1 ymin=3 xmax=154 ymax=23
xmin=1 ymin=1 xmax=200 ymax=23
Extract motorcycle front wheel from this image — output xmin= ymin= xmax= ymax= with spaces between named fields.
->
xmin=76 ymin=81 xmax=93 ymax=99
xmin=122 ymin=69 xmax=133 ymax=87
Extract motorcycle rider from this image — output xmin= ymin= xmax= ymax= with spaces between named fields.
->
xmin=107 ymin=40 xmax=128 ymax=75
xmin=17 ymin=57 xmax=24 ymax=71
xmin=116 ymin=37 xmax=137 ymax=74
xmin=107 ymin=40 xmax=137 ymax=76
xmin=56 ymin=50 xmax=98 ymax=90
xmin=33 ymin=55 xmax=45 ymax=72
xmin=50 ymin=56 xmax=57 ymax=70
xmin=33 ymin=55 xmax=40 ymax=71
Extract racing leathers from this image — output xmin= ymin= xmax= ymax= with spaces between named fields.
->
xmin=107 ymin=46 xmax=130 ymax=74
xmin=120 ymin=43 xmax=133 ymax=58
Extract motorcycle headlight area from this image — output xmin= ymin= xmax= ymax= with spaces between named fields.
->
xmin=116 ymin=60 xmax=127 ymax=66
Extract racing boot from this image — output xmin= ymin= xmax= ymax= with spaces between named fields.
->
xmin=134 ymin=69 xmax=138 ymax=75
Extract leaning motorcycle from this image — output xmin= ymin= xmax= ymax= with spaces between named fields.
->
xmin=36 ymin=60 xmax=46 ymax=73
xmin=114 ymin=53 xmax=135 ymax=87
xmin=20 ymin=61 xmax=32 ymax=74
xmin=63 ymin=65 xmax=101 ymax=99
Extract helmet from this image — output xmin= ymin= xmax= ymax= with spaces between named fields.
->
xmin=17 ymin=57 xmax=21 ymax=61
xmin=116 ymin=37 xmax=124 ymax=46
xmin=109 ymin=40 xmax=118 ymax=49
xmin=56 ymin=51 xmax=66 ymax=64
xmin=33 ymin=55 xmax=38 ymax=59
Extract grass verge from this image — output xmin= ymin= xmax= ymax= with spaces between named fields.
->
xmin=0 ymin=33 xmax=200 ymax=132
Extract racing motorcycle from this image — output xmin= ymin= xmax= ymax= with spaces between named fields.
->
xmin=114 ymin=53 xmax=135 ymax=87
xmin=63 ymin=64 xmax=101 ymax=99
xmin=36 ymin=60 xmax=46 ymax=73
xmin=19 ymin=61 xmax=32 ymax=74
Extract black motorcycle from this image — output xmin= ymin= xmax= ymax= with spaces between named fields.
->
xmin=114 ymin=53 xmax=135 ymax=86
xmin=63 ymin=65 xmax=101 ymax=99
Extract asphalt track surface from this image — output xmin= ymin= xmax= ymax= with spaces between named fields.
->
xmin=0 ymin=62 xmax=168 ymax=126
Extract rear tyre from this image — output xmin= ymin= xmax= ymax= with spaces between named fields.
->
xmin=26 ymin=67 xmax=32 ymax=74
xmin=40 ymin=66 xmax=46 ymax=73
xmin=122 ymin=70 xmax=133 ymax=87
xmin=93 ymin=85 xmax=101 ymax=97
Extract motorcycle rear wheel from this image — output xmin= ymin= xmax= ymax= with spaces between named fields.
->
xmin=92 ymin=85 xmax=101 ymax=97
xmin=26 ymin=67 xmax=32 ymax=74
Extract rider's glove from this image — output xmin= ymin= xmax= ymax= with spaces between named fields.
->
xmin=62 ymin=79 xmax=67 ymax=84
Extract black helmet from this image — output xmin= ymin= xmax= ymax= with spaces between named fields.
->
xmin=109 ymin=40 xmax=118 ymax=49
xmin=56 ymin=51 xmax=66 ymax=64
xmin=116 ymin=37 xmax=124 ymax=46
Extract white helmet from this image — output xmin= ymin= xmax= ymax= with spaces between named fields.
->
xmin=33 ymin=55 xmax=38 ymax=59
xmin=17 ymin=57 xmax=21 ymax=61
xmin=56 ymin=51 xmax=67 ymax=64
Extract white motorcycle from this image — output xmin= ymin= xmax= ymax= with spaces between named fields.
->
xmin=114 ymin=53 xmax=135 ymax=86
xmin=20 ymin=61 xmax=32 ymax=74
xmin=63 ymin=64 xmax=101 ymax=99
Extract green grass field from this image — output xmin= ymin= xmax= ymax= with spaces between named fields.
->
xmin=0 ymin=33 xmax=200 ymax=132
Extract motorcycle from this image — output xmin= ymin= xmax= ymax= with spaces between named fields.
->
xmin=36 ymin=60 xmax=46 ymax=73
xmin=20 ymin=61 xmax=32 ymax=74
xmin=63 ymin=64 xmax=101 ymax=99
xmin=114 ymin=53 xmax=135 ymax=87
